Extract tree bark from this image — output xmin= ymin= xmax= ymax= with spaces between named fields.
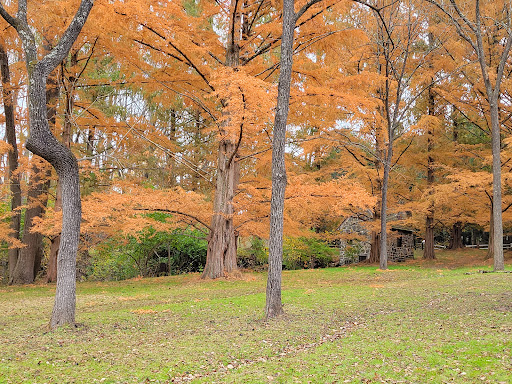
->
xmin=47 ymin=234 xmax=60 ymax=281
xmin=48 ymin=55 xmax=76 ymax=283
xmin=10 ymin=64 xmax=58 ymax=285
xmin=202 ymin=139 xmax=240 ymax=278
xmin=167 ymin=109 xmax=177 ymax=188
xmin=24 ymin=70 xmax=82 ymax=326
xmin=449 ymin=221 xmax=463 ymax=250
xmin=379 ymin=150 xmax=391 ymax=270
xmin=424 ymin=0 xmax=512 ymax=271
xmin=423 ymin=78 xmax=436 ymax=260
xmin=37 ymin=60 xmax=60 ymax=283
xmin=486 ymin=202 xmax=494 ymax=260
xmin=202 ymin=0 xmax=241 ymax=279
xmin=423 ymin=215 xmax=435 ymax=259
xmin=10 ymin=163 xmax=51 ymax=284
xmin=369 ymin=135 xmax=383 ymax=264
xmin=265 ymin=0 xmax=295 ymax=319
xmin=489 ymin=102 xmax=504 ymax=270
xmin=369 ymin=230 xmax=380 ymax=263
xmin=0 ymin=0 xmax=93 ymax=327
xmin=0 ymin=42 xmax=22 ymax=278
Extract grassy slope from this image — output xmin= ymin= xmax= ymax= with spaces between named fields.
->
xmin=0 ymin=249 xmax=511 ymax=383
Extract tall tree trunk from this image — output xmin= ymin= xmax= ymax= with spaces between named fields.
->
xmin=10 ymin=163 xmax=51 ymax=284
xmin=46 ymin=188 xmax=60 ymax=282
xmin=202 ymin=139 xmax=240 ymax=278
xmin=489 ymin=102 xmax=504 ymax=270
xmin=424 ymin=80 xmax=436 ymax=260
xmin=452 ymin=110 xmax=459 ymax=142
xmin=0 ymin=0 xmax=93 ymax=326
xmin=12 ymin=46 xmax=58 ymax=284
xmin=265 ymin=0 xmax=294 ymax=319
xmin=424 ymin=215 xmax=435 ymax=259
xmin=449 ymin=221 xmax=463 ymax=249
xmin=368 ymin=191 xmax=380 ymax=264
xmin=202 ymin=0 xmax=241 ymax=279
xmin=0 ymin=42 xmax=22 ymax=278
xmin=369 ymin=230 xmax=380 ymax=263
xmin=369 ymin=134 xmax=383 ymax=264
xmin=86 ymin=128 xmax=94 ymax=166
xmin=379 ymin=146 xmax=392 ymax=270
xmin=43 ymin=63 xmax=60 ymax=282
xmin=427 ymin=0 xmax=512 ymax=270
xmin=48 ymin=56 xmax=75 ymax=283
xmin=167 ymin=109 xmax=176 ymax=188
xmin=27 ymin=71 xmax=82 ymax=327
xmin=486 ymin=203 xmax=494 ymax=260
xmin=191 ymin=109 xmax=201 ymax=191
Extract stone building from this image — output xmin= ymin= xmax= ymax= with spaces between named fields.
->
xmin=387 ymin=227 xmax=415 ymax=262
xmin=338 ymin=215 xmax=414 ymax=264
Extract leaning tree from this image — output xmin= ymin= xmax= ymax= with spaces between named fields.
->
xmin=0 ymin=0 xmax=94 ymax=328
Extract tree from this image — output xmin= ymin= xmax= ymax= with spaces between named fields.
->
xmin=335 ymin=0 xmax=436 ymax=269
xmin=423 ymin=30 xmax=438 ymax=260
xmin=47 ymin=47 xmax=86 ymax=283
xmin=265 ymin=0 xmax=340 ymax=319
xmin=10 ymin=160 xmax=52 ymax=285
xmin=0 ymin=28 xmax=61 ymax=285
xmin=0 ymin=0 xmax=94 ymax=327
xmin=424 ymin=0 xmax=512 ymax=271
xmin=93 ymin=0 xmax=354 ymax=279
xmin=0 ymin=38 xmax=22 ymax=278
xmin=264 ymin=0 xmax=296 ymax=319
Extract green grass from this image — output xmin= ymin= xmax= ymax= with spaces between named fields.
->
xmin=1 ymin=249 xmax=511 ymax=383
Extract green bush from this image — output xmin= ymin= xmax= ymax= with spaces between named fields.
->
xmin=153 ymin=232 xmax=207 ymax=275
xmin=237 ymin=237 xmax=268 ymax=269
xmin=87 ymin=247 xmax=138 ymax=281
xmin=237 ymin=236 xmax=336 ymax=271
xmin=88 ymin=228 xmax=207 ymax=281
xmin=282 ymin=237 xmax=337 ymax=270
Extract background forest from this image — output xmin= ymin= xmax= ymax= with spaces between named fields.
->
xmin=1 ymin=0 xmax=512 ymax=289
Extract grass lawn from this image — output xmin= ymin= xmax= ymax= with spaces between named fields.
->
xmin=1 ymin=249 xmax=511 ymax=383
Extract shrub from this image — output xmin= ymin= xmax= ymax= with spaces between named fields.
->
xmin=237 ymin=237 xmax=268 ymax=269
xmin=87 ymin=247 xmax=138 ymax=281
xmin=88 ymin=228 xmax=207 ymax=280
xmin=152 ymin=233 xmax=207 ymax=275
xmin=283 ymin=237 xmax=337 ymax=270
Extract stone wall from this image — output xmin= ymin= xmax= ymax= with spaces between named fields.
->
xmin=338 ymin=217 xmax=371 ymax=264
xmin=338 ymin=217 xmax=414 ymax=264
xmin=339 ymin=239 xmax=371 ymax=264
xmin=387 ymin=230 xmax=414 ymax=262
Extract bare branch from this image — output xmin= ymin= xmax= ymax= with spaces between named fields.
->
xmin=494 ymin=33 xmax=512 ymax=98
xmin=39 ymin=0 xmax=94 ymax=77
xmin=74 ymin=37 xmax=98 ymax=85
xmin=139 ymin=23 xmax=215 ymax=92
xmin=392 ymin=138 xmax=414 ymax=168
xmin=295 ymin=0 xmax=325 ymax=23
xmin=134 ymin=208 xmax=211 ymax=231
xmin=235 ymin=215 xmax=269 ymax=230
xmin=227 ymin=88 xmax=245 ymax=167
xmin=124 ymin=121 xmax=214 ymax=185
xmin=423 ymin=0 xmax=477 ymax=50
xmin=0 ymin=3 xmax=17 ymax=28
xmin=353 ymin=0 xmax=400 ymax=49
xmin=237 ymin=147 xmax=272 ymax=161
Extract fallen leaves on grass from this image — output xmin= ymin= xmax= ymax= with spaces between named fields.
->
xmin=169 ymin=321 xmax=361 ymax=383
xmin=117 ymin=294 xmax=149 ymax=302
xmin=130 ymin=309 xmax=158 ymax=314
